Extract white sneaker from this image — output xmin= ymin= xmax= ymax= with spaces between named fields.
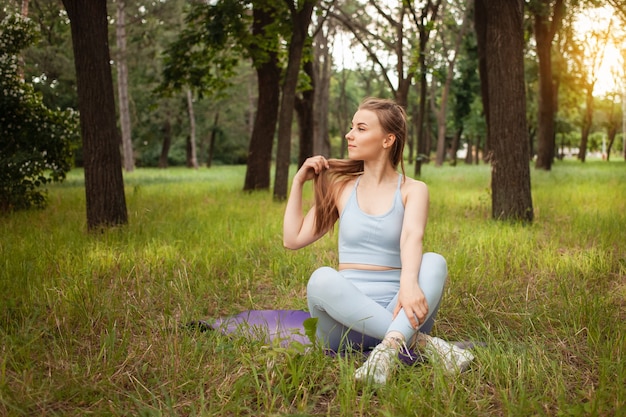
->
xmin=424 ymin=336 xmax=474 ymax=374
xmin=354 ymin=343 xmax=397 ymax=385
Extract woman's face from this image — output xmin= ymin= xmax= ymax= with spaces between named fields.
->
xmin=345 ymin=109 xmax=389 ymax=161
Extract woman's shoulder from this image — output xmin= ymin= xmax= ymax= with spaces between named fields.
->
xmin=334 ymin=175 xmax=357 ymax=197
xmin=401 ymin=176 xmax=429 ymax=202
xmin=334 ymin=176 xmax=358 ymax=214
xmin=401 ymin=175 xmax=428 ymax=191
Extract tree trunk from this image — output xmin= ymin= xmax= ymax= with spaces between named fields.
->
xmin=533 ymin=0 xmax=564 ymax=171
xmin=336 ymin=70 xmax=349 ymax=159
xmin=408 ymin=102 xmax=418 ymax=164
xmin=17 ymin=0 xmax=29 ymax=80
xmin=579 ymin=87 xmax=593 ymax=162
xmin=247 ymin=75 xmax=255 ymax=139
xmin=450 ymin=127 xmax=462 ymax=166
xmin=578 ymin=18 xmax=611 ymax=163
xmin=533 ymin=12 xmax=555 ymax=169
xmin=606 ymin=126 xmax=616 ymax=161
xmin=116 ymin=0 xmax=134 ymax=172
xmin=62 ymin=0 xmax=128 ymax=230
xmin=415 ymin=56 xmax=428 ymax=177
xmin=159 ymin=117 xmax=171 ymax=168
xmin=474 ymin=0 xmax=491 ymax=161
xmin=186 ymin=88 xmax=198 ymax=168
xmin=434 ymin=86 xmax=448 ymax=166
xmin=475 ymin=0 xmax=533 ymax=222
xmin=243 ymin=5 xmax=281 ymax=191
xmin=434 ymin=0 xmax=472 ymax=167
xmin=273 ymin=0 xmax=316 ymax=201
xmin=296 ymin=60 xmax=315 ymax=167
xmin=313 ymin=25 xmax=331 ymax=157
xmin=392 ymin=6 xmax=411 ymax=108
xmin=465 ymin=136 xmax=474 ymax=164
xmin=414 ymin=0 xmax=442 ymax=177
xmin=623 ymin=90 xmax=626 ymax=162
xmin=207 ymin=111 xmax=219 ymax=168
xmin=244 ymin=60 xmax=280 ymax=190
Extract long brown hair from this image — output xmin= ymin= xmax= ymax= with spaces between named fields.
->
xmin=312 ymin=98 xmax=407 ymax=235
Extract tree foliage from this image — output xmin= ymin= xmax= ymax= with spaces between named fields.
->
xmin=160 ymin=0 xmax=261 ymax=96
xmin=6 ymin=0 xmax=624 ymax=189
xmin=0 ymin=12 xmax=78 ymax=212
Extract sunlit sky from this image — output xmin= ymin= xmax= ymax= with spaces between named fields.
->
xmin=332 ymin=4 xmax=626 ymax=98
xmin=573 ymin=5 xmax=625 ymax=97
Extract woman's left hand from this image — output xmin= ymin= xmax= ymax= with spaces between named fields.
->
xmin=393 ymin=283 xmax=429 ymax=329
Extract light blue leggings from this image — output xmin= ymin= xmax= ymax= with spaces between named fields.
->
xmin=306 ymin=252 xmax=448 ymax=352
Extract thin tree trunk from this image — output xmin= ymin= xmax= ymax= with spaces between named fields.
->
xmin=296 ymin=60 xmax=315 ymax=167
xmin=414 ymin=0 xmax=442 ymax=177
xmin=393 ymin=5 xmax=411 ymax=108
xmin=247 ymin=75 xmax=255 ymax=139
xmin=415 ymin=61 xmax=428 ymax=177
xmin=578 ymin=19 xmax=611 ymax=163
xmin=159 ymin=117 xmax=171 ymax=168
xmin=450 ymin=127 xmax=462 ymax=166
xmin=474 ymin=0 xmax=491 ymax=162
xmin=623 ymin=89 xmax=626 ymax=161
xmin=408 ymin=102 xmax=417 ymax=164
xmin=186 ymin=88 xmax=198 ymax=168
xmin=534 ymin=20 xmax=556 ymax=169
xmin=434 ymin=84 xmax=448 ymax=166
xmin=116 ymin=0 xmax=134 ymax=172
xmin=533 ymin=0 xmax=564 ymax=171
xmin=17 ymin=0 xmax=29 ymax=80
xmin=579 ymin=87 xmax=593 ymax=162
xmin=336 ymin=69 xmax=349 ymax=159
xmin=464 ymin=136 xmax=474 ymax=164
xmin=313 ymin=25 xmax=331 ymax=157
xmin=207 ymin=111 xmax=219 ymax=168
xmin=606 ymin=126 xmax=616 ymax=161
xmin=434 ymin=0 xmax=472 ymax=167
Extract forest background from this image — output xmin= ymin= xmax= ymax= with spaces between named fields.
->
xmin=3 ymin=0 xmax=626 ymax=192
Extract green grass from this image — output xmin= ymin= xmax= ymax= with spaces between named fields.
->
xmin=1 ymin=160 xmax=624 ymax=416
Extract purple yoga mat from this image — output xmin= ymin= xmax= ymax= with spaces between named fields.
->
xmin=198 ymin=309 xmax=424 ymax=364
xmin=208 ymin=309 xmax=313 ymax=347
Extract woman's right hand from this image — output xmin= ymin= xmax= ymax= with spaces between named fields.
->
xmin=294 ymin=155 xmax=330 ymax=184
xmin=283 ymin=155 xmax=330 ymax=250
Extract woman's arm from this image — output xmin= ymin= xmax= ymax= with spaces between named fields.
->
xmin=283 ymin=156 xmax=330 ymax=250
xmin=393 ymin=179 xmax=430 ymax=328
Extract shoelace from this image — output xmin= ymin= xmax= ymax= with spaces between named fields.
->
xmin=387 ymin=336 xmax=414 ymax=361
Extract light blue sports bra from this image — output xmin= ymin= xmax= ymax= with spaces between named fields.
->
xmin=338 ymin=174 xmax=404 ymax=268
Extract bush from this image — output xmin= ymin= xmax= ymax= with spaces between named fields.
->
xmin=0 ymin=12 xmax=79 ymax=212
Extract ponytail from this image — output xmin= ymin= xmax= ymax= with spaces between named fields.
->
xmin=313 ymin=159 xmax=363 ymax=235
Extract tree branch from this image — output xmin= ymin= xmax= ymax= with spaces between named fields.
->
xmin=329 ymin=9 xmax=396 ymax=94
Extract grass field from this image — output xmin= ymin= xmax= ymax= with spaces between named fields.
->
xmin=1 ymin=160 xmax=624 ymax=416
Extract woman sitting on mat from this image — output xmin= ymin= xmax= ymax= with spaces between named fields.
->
xmin=283 ymin=97 xmax=474 ymax=385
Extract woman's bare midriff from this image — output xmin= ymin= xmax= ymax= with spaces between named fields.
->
xmin=338 ymin=263 xmax=401 ymax=271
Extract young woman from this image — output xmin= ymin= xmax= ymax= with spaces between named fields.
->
xmin=283 ymin=98 xmax=474 ymax=384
